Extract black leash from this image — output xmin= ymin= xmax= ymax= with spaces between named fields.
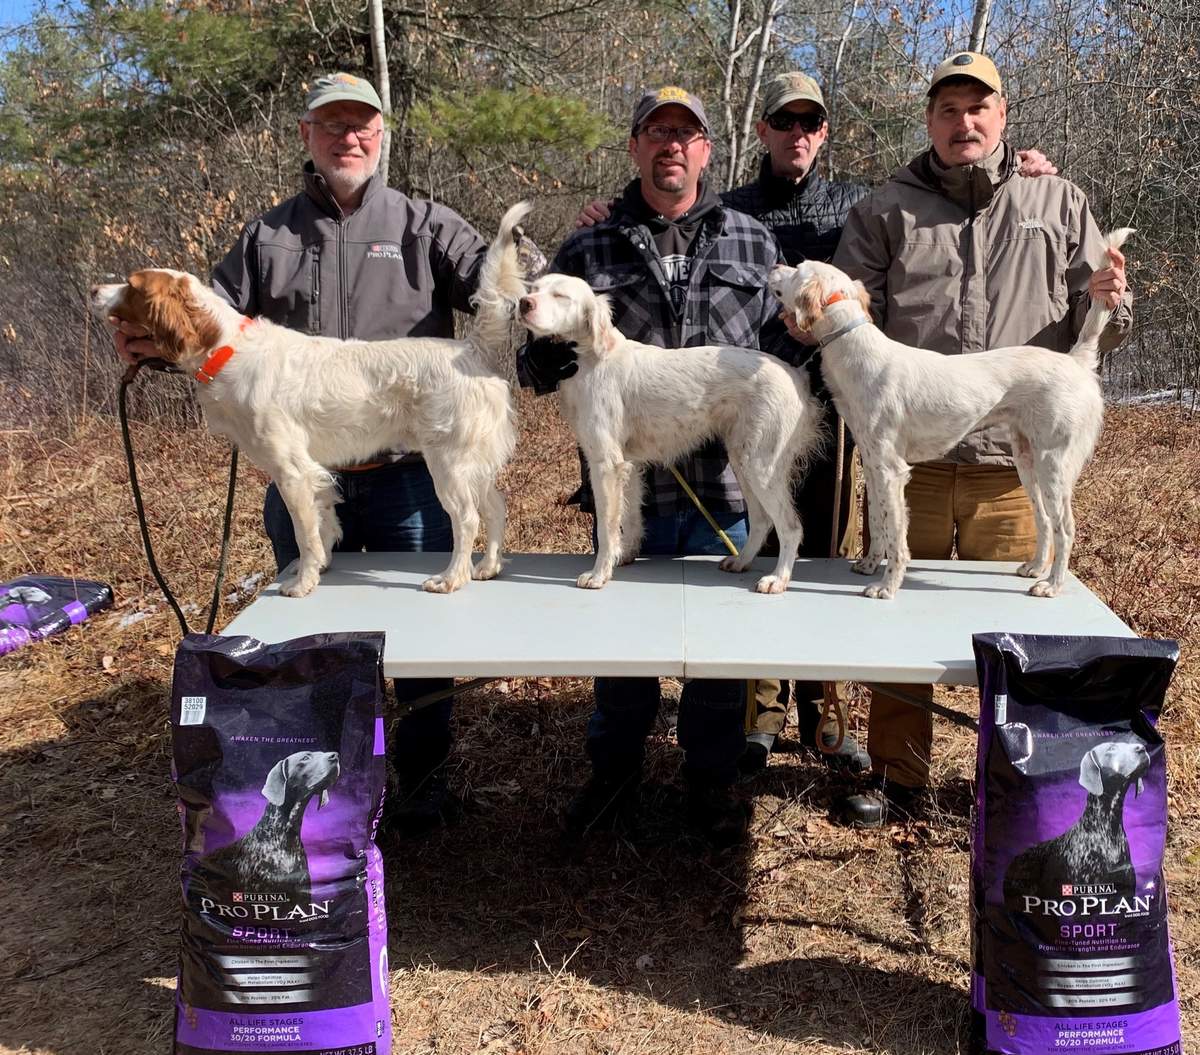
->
xmin=118 ymin=359 xmax=239 ymax=636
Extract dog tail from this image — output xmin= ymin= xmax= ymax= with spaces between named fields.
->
xmin=1069 ymin=227 xmax=1135 ymax=372
xmin=469 ymin=201 xmax=536 ymax=367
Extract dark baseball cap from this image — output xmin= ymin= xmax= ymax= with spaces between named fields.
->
xmin=630 ymin=86 xmax=709 ymax=135
xmin=761 ymin=71 xmax=826 ymax=117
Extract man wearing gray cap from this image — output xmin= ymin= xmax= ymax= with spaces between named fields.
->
xmin=829 ymin=51 xmax=1133 ymax=827
xmin=519 ymin=86 xmax=792 ymax=847
xmin=118 ymin=72 xmax=492 ymax=836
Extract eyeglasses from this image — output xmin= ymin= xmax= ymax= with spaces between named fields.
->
xmin=304 ymin=119 xmax=383 ymax=141
xmin=637 ymin=123 xmax=706 ymax=145
xmin=765 ymin=111 xmax=826 ymax=134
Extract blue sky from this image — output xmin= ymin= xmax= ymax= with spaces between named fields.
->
xmin=1 ymin=0 xmax=52 ymax=30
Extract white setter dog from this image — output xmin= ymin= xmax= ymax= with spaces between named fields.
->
xmin=92 ymin=203 xmax=533 ymax=598
xmin=518 ymin=274 xmax=823 ymax=593
xmin=768 ymin=228 xmax=1134 ymax=600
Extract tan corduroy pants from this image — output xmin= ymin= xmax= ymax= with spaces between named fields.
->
xmin=866 ymin=462 xmax=1037 ymax=787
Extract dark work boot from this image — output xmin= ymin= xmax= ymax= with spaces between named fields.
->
xmin=385 ymin=767 xmax=458 ymax=837
xmin=737 ymin=733 xmax=775 ymax=779
xmin=563 ymin=770 xmax=641 ymax=837
xmin=685 ymin=782 xmax=751 ymax=848
xmin=836 ymin=775 xmax=927 ymax=829
xmin=798 ymin=698 xmax=870 ymax=773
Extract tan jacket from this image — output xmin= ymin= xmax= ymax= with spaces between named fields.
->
xmin=834 ymin=143 xmax=1133 ymax=464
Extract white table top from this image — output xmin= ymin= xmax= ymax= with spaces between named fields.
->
xmin=222 ymin=553 xmax=1133 ymax=684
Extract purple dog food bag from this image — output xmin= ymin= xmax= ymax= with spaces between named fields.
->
xmin=970 ymin=632 xmax=1182 ymax=1055
xmin=0 ymin=575 xmax=113 ymax=655
xmin=170 ymin=632 xmax=390 ymax=1055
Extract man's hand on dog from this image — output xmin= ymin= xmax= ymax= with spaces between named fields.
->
xmin=111 ymin=318 xmax=158 ymax=365
xmin=520 ymin=336 xmax=579 ymax=394
xmin=780 ymin=310 xmax=818 ymax=346
xmin=1088 ymin=245 xmax=1128 ymax=310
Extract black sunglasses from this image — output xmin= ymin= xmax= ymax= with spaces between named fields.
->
xmin=765 ymin=111 xmax=826 ymax=134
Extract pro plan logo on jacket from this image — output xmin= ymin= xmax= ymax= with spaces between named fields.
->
xmin=367 ymin=241 xmax=403 ymax=260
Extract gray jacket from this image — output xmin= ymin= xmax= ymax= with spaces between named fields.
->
xmin=212 ymin=163 xmax=487 ymax=342
xmin=834 ymin=143 xmax=1133 ymax=465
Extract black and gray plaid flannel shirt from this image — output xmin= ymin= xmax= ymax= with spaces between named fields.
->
xmin=548 ymin=181 xmax=793 ymax=518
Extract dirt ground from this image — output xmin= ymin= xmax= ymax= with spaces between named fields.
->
xmin=1 ymin=394 xmax=1197 ymax=1055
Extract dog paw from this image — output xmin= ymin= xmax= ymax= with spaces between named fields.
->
xmin=422 ymin=573 xmax=466 ymax=594
xmin=281 ymin=568 xmax=319 ymax=598
xmin=1016 ymin=560 xmax=1048 ymax=578
xmin=852 ymin=557 xmax=880 ymax=575
xmin=755 ymin=574 xmax=789 ymax=595
xmin=577 ymin=570 xmax=609 ymax=589
xmin=719 ymin=556 xmax=748 ymax=573
xmin=472 ymin=558 xmax=504 ymax=581
xmin=1029 ymin=579 xmax=1061 ymax=598
xmin=863 ymin=583 xmax=895 ymax=600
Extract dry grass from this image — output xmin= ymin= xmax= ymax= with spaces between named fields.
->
xmin=0 ymin=396 xmax=1197 ymax=1055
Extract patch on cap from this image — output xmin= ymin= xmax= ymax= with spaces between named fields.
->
xmin=655 ymin=86 xmax=690 ymax=104
xmin=928 ymin=51 xmax=1003 ymax=96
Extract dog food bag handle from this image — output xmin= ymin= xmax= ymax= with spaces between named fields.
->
xmin=968 ymin=632 xmax=1182 ymax=1055
xmin=169 ymin=631 xmax=392 ymax=1055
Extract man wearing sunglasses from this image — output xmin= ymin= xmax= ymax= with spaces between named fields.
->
xmin=519 ymin=86 xmax=794 ymax=848
xmin=115 ymin=73 xmax=494 ymax=839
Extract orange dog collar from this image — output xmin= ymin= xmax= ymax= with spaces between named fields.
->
xmin=195 ymin=317 xmax=253 ymax=385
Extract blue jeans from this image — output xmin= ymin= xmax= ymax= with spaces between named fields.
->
xmin=590 ymin=508 xmax=750 ymax=788
xmin=264 ymin=459 xmax=454 ymax=785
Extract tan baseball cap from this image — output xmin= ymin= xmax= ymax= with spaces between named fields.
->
xmin=761 ymin=71 xmax=826 ymax=117
xmin=305 ymin=72 xmax=383 ymax=113
xmin=630 ymin=86 xmax=709 ymax=135
xmin=928 ymin=51 xmax=1003 ymax=96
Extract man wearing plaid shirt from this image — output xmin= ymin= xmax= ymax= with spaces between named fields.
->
xmin=519 ymin=86 xmax=792 ymax=847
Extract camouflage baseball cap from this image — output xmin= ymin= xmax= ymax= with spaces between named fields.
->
xmin=761 ymin=71 xmax=826 ymax=117
xmin=305 ymin=72 xmax=383 ymax=113
xmin=630 ymin=86 xmax=709 ymax=135
xmin=928 ymin=51 xmax=1003 ymax=96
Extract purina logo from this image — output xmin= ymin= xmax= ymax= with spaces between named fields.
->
xmin=232 ymin=891 xmax=245 ymax=902
xmin=367 ymin=241 xmax=402 ymax=260
xmin=1062 ymin=884 xmax=1073 ymax=896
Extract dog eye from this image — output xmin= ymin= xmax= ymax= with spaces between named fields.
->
xmin=551 ymin=291 xmax=568 ymax=300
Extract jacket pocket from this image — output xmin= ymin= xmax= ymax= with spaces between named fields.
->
xmin=988 ymin=228 xmax=1070 ymax=350
xmin=703 ymin=260 xmax=765 ymax=348
xmin=256 ymin=243 xmax=319 ymax=335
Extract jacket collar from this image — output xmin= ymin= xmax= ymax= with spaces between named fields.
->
xmin=302 ymin=161 xmax=384 ymax=220
xmin=614 ymin=177 xmax=725 ymax=230
xmin=908 ymin=141 xmax=1017 ymax=213
xmin=755 ymin=154 xmax=824 ymax=205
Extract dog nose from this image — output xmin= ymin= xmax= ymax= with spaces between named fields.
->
xmin=518 ymin=296 xmax=533 ymax=315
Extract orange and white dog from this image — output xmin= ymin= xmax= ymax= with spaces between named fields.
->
xmin=93 ymin=203 xmax=532 ymax=598
xmin=769 ymin=229 xmax=1133 ymax=600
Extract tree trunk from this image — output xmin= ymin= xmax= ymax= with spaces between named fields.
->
xmin=969 ymin=0 xmax=992 ymax=52
xmin=369 ymin=0 xmax=392 ymax=185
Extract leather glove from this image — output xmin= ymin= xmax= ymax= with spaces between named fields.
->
xmin=517 ymin=335 xmax=579 ymax=395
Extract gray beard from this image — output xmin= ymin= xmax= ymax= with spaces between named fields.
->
xmin=321 ymin=153 xmax=382 ymax=202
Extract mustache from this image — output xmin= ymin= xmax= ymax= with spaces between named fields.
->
xmin=951 ymin=132 xmax=985 ymax=143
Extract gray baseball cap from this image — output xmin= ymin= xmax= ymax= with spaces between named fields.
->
xmin=305 ymin=72 xmax=383 ymax=113
xmin=761 ymin=72 xmax=826 ymax=117
xmin=630 ymin=86 xmax=709 ymax=135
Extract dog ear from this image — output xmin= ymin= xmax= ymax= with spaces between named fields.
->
xmin=134 ymin=270 xmax=220 ymax=362
xmin=261 ymin=756 xmax=290 ymax=805
xmin=319 ymin=789 xmax=330 ymax=809
xmin=589 ymin=292 xmax=617 ymax=356
xmin=854 ymin=280 xmax=872 ymax=319
xmin=796 ymin=275 xmax=826 ymax=331
xmin=1078 ymin=748 xmax=1104 ymax=796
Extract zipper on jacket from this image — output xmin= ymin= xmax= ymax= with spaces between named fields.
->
xmin=337 ymin=219 xmax=348 ymax=340
xmin=622 ymin=224 xmax=680 ymax=346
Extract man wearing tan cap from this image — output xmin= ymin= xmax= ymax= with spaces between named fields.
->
xmin=830 ymin=52 xmax=1133 ymax=827
xmin=116 ymin=73 xmax=495 ymax=837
